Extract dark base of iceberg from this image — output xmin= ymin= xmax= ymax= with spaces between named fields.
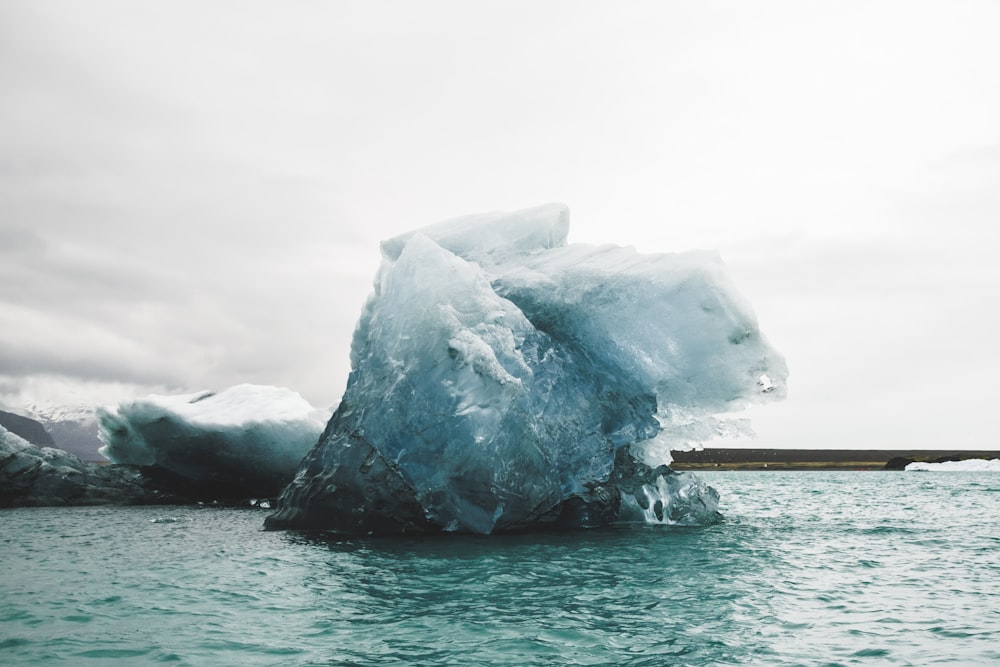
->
xmin=2 ymin=425 xmax=288 ymax=508
xmin=1 ymin=426 xmax=182 ymax=507
xmin=96 ymin=384 xmax=326 ymax=500
xmin=265 ymin=441 xmax=719 ymax=534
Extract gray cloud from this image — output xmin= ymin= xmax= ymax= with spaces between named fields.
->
xmin=2 ymin=1 xmax=999 ymax=450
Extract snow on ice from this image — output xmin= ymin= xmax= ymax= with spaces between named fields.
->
xmin=98 ymin=384 xmax=327 ymax=497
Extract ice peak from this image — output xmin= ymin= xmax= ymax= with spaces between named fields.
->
xmin=380 ymin=202 xmax=570 ymax=263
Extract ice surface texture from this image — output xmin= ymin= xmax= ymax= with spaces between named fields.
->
xmin=0 ymin=426 xmax=147 ymax=506
xmin=267 ymin=204 xmax=786 ymax=534
xmin=97 ymin=384 xmax=327 ymax=497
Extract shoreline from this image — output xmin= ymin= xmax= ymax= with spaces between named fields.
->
xmin=669 ymin=448 xmax=1000 ymax=471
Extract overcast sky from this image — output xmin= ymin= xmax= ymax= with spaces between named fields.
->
xmin=2 ymin=1 xmax=999 ymax=449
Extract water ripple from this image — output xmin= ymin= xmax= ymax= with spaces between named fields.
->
xmin=2 ymin=472 xmax=998 ymax=665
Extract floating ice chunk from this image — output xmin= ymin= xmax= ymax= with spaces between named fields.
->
xmin=0 ymin=425 xmax=149 ymax=506
xmin=98 ymin=384 xmax=328 ymax=497
xmin=905 ymin=459 xmax=1000 ymax=472
xmin=268 ymin=204 xmax=783 ymax=534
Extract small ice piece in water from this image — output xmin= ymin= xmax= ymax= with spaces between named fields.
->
xmin=905 ymin=458 xmax=1000 ymax=472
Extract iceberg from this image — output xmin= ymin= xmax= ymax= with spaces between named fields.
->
xmin=905 ymin=459 xmax=1000 ymax=472
xmin=98 ymin=384 xmax=327 ymax=498
xmin=0 ymin=425 xmax=150 ymax=506
xmin=266 ymin=204 xmax=786 ymax=534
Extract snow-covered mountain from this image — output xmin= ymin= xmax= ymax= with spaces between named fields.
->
xmin=21 ymin=403 xmax=104 ymax=461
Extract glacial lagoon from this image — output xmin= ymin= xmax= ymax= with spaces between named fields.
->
xmin=3 ymin=471 xmax=998 ymax=666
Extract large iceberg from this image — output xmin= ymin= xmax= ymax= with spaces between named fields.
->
xmin=266 ymin=204 xmax=786 ymax=534
xmin=98 ymin=384 xmax=327 ymax=498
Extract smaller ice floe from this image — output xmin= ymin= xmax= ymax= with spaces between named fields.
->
xmin=98 ymin=384 xmax=328 ymax=498
xmin=905 ymin=458 xmax=1000 ymax=472
xmin=0 ymin=425 xmax=150 ymax=507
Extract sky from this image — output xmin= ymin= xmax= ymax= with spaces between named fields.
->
xmin=2 ymin=1 xmax=999 ymax=449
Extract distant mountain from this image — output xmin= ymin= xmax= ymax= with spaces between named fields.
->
xmin=0 ymin=410 xmax=55 ymax=447
xmin=44 ymin=421 xmax=104 ymax=461
xmin=22 ymin=404 xmax=105 ymax=462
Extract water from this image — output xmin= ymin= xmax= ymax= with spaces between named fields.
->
xmin=2 ymin=471 xmax=998 ymax=666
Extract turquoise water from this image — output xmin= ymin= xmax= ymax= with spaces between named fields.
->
xmin=2 ymin=471 xmax=998 ymax=666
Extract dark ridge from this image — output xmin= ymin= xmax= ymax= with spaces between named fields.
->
xmin=0 ymin=410 xmax=56 ymax=447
